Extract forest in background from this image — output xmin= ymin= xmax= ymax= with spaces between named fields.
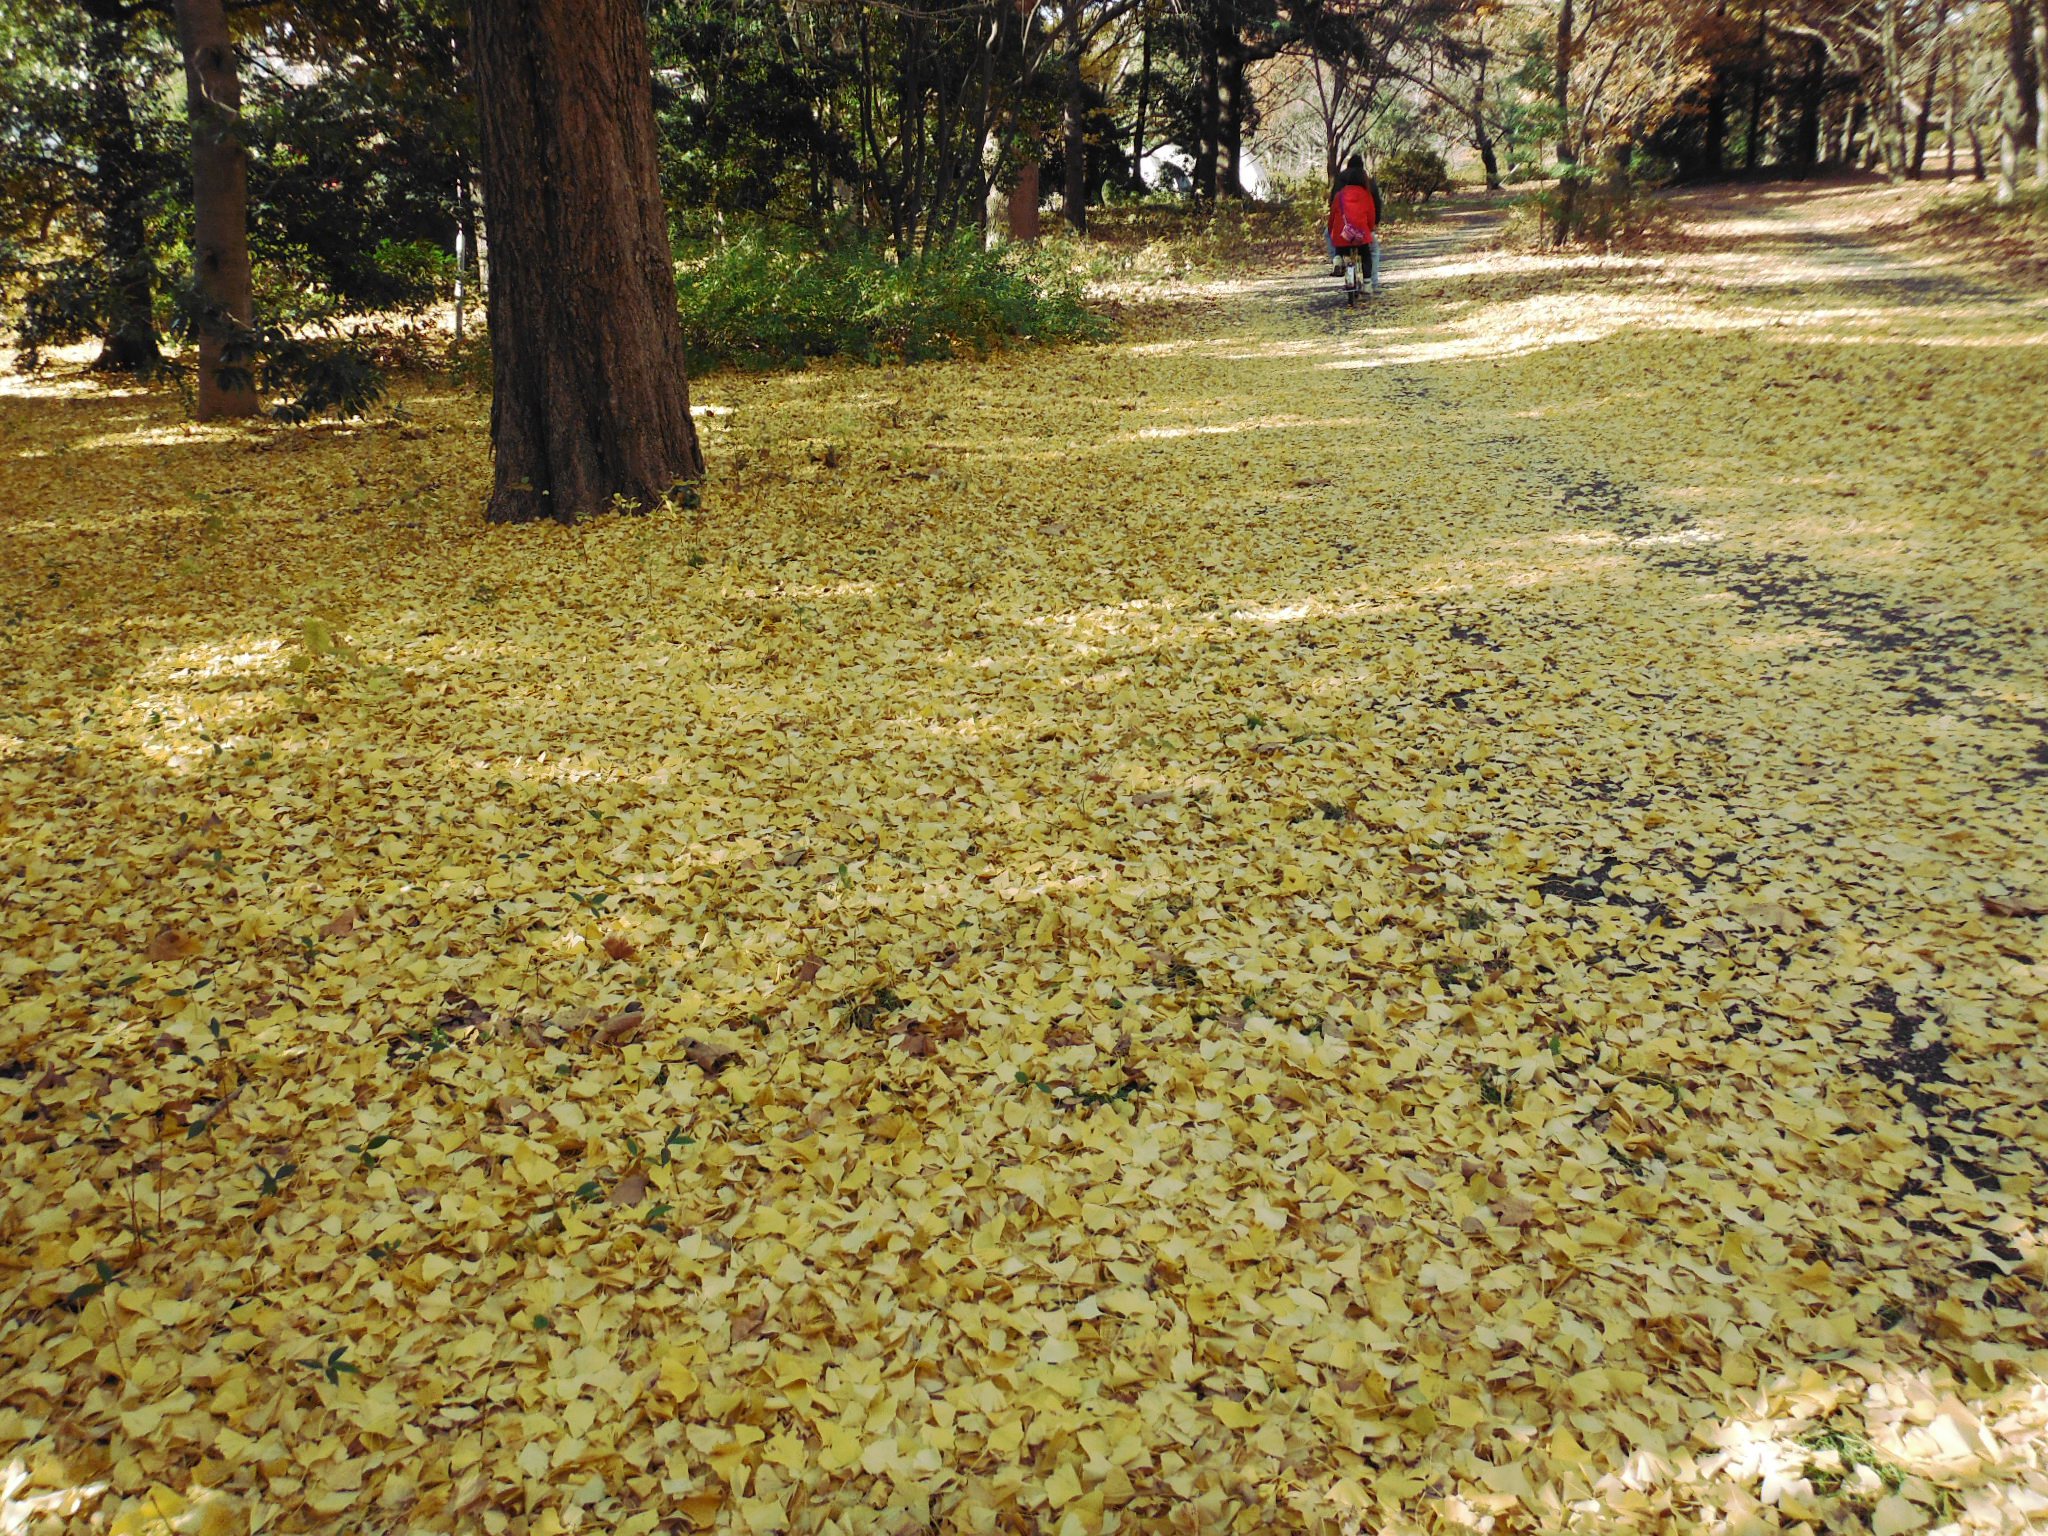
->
xmin=5 ymin=0 xmax=2048 ymax=419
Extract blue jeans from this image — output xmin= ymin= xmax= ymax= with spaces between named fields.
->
xmin=1326 ymin=230 xmax=1381 ymax=288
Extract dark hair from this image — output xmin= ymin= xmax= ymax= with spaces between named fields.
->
xmin=1336 ymin=154 xmax=1370 ymax=190
xmin=1345 ymin=154 xmax=1366 ymax=177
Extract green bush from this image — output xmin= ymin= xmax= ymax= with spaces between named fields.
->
xmin=1379 ymin=148 xmax=1453 ymax=206
xmin=673 ymin=227 xmax=1104 ymax=371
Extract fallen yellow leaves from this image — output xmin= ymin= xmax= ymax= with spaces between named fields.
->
xmin=2 ymin=192 xmax=2047 ymax=1534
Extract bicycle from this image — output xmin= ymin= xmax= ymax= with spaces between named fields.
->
xmin=1335 ymin=245 xmax=1369 ymax=305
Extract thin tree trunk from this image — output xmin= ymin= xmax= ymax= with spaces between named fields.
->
xmin=1131 ymin=17 xmax=1151 ymax=190
xmin=453 ymin=175 xmax=474 ymax=346
xmin=85 ymin=3 xmax=160 ymax=374
xmin=173 ymin=0 xmax=256 ymax=418
xmin=1470 ymin=67 xmax=1501 ymax=188
xmin=1194 ymin=34 xmax=1221 ymax=201
xmin=1063 ymin=2 xmax=1086 ymax=231
xmin=1880 ymin=0 xmax=1908 ymax=176
xmin=470 ymin=0 xmax=704 ymax=524
xmin=1969 ymin=124 xmax=1986 ymax=178
xmin=1744 ymin=0 xmax=1769 ymax=170
xmin=1554 ymin=0 xmax=1578 ymax=242
xmin=1475 ymin=118 xmax=1501 ymax=187
xmin=1945 ymin=67 xmax=1959 ymax=177
xmin=1793 ymin=37 xmax=1824 ymax=168
xmin=1911 ymin=43 xmax=1941 ymax=176
xmin=2034 ymin=0 xmax=2048 ymax=180
xmin=1999 ymin=64 xmax=2024 ymax=202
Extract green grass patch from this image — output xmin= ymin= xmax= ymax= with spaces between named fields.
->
xmin=674 ymin=227 xmax=1104 ymax=372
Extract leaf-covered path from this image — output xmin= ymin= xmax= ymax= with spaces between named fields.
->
xmin=4 ymin=184 xmax=2048 ymax=1534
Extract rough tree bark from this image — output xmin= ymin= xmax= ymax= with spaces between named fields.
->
xmin=1220 ymin=52 xmax=1246 ymax=198
xmin=1194 ymin=34 xmax=1221 ymax=201
xmin=1996 ymin=0 xmax=2034 ymax=202
xmin=85 ymin=0 xmax=160 ymax=374
xmin=470 ymin=0 xmax=704 ymax=524
xmin=173 ymin=0 xmax=256 ymax=419
xmin=1009 ymin=160 xmax=1042 ymax=240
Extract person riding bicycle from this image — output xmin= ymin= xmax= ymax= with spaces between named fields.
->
xmin=1326 ymin=155 xmax=1382 ymax=294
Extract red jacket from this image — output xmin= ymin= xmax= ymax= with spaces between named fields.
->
xmin=1329 ymin=184 xmax=1376 ymax=248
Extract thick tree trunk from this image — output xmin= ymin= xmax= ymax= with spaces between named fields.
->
xmin=470 ymin=0 xmax=704 ymax=524
xmin=1997 ymin=0 xmax=2033 ymax=202
xmin=173 ymin=0 xmax=257 ymax=419
xmin=1705 ymin=84 xmax=1728 ymax=173
xmin=1220 ymin=53 xmax=1247 ymax=198
xmin=1062 ymin=4 xmax=1086 ymax=231
xmin=86 ymin=4 xmax=160 ymax=374
xmin=1194 ymin=37 xmax=1221 ymax=201
xmin=1008 ymin=159 xmax=1041 ymax=240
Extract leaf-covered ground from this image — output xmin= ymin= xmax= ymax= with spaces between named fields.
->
xmin=4 ymin=183 xmax=2047 ymax=1535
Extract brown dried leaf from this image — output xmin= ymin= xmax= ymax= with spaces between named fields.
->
xmin=684 ymin=1038 xmax=740 ymax=1075
xmin=607 ymin=1171 xmax=650 ymax=1207
xmin=602 ymin=934 xmax=639 ymax=961
xmin=143 ymin=925 xmax=203 ymax=963
xmin=319 ymin=908 xmax=358 ymax=940
xmin=595 ymin=1008 xmax=648 ymax=1044
xmin=1981 ymin=892 xmax=2048 ymax=918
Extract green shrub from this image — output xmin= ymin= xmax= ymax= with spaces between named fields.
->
xmin=1379 ymin=148 xmax=1454 ymax=206
xmin=673 ymin=227 xmax=1104 ymax=371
